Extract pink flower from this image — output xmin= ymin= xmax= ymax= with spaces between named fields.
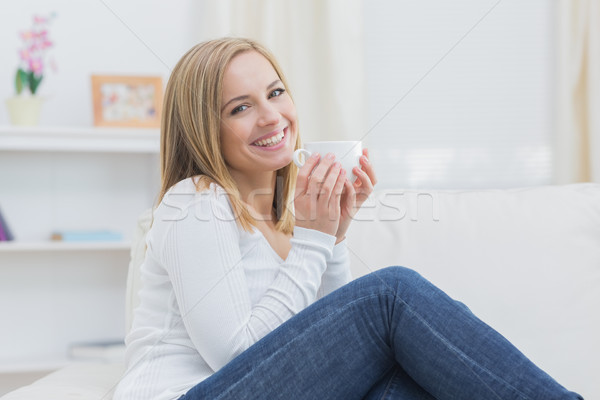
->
xmin=14 ymin=12 xmax=56 ymax=94
xmin=29 ymin=58 xmax=44 ymax=74
xmin=20 ymin=30 xmax=33 ymax=40
xmin=19 ymin=49 xmax=31 ymax=61
xmin=40 ymin=40 xmax=53 ymax=49
xmin=34 ymin=15 xmax=48 ymax=24
xmin=32 ymin=29 xmax=47 ymax=39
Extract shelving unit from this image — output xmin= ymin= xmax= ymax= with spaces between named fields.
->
xmin=0 ymin=126 xmax=160 ymax=384
xmin=0 ymin=126 xmax=159 ymax=153
xmin=0 ymin=240 xmax=132 ymax=253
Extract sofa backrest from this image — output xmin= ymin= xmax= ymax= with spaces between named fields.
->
xmin=125 ymin=183 xmax=600 ymax=398
xmin=346 ymin=183 xmax=600 ymax=399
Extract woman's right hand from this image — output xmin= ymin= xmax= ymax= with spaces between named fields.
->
xmin=294 ymin=152 xmax=347 ymax=236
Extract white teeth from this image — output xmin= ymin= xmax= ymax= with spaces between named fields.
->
xmin=253 ymin=131 xmax=284 ymax=147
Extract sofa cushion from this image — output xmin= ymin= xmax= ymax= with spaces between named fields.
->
xmin=347 ymin=183 xmax=600 ymax=399
xmin=10 ymin=184 xmax=595 ymax=400
xmin=1 ymin=362 xmax=124 ymax=400
xmin=125 ymin=208 xmax=152 ymax=334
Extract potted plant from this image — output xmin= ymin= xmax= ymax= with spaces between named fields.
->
xmin=5 ymin=13 xmax=56 ymax=126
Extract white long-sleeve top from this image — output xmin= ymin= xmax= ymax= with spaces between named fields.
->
xmin=114 ymin=178 xmax=351 ymax=400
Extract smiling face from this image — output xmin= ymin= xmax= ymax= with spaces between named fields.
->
xmin=219 ymin=50 xmax=298 ymax=183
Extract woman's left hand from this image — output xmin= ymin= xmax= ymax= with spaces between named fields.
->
xmin=335 ymin=148 xmax=377 ymax=243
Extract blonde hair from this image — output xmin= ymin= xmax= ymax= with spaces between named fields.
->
xmin=159 ymin=37 xmax=300 ymax=234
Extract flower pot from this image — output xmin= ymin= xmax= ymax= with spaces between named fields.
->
xmin=5 ymin=96 xmax=44 ymax=126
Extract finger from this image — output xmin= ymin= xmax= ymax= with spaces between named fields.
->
xmin=328 ymin=166 xmax=346 ymax=216
xmin=296 ymin=152 xmax=321 ymax=194
xmin=353 ymin=166 xmax=374 ymax=193
xmin=345 ymin=176 xmax=356 ymax=194
xmin=320 ymin=161 xmax=342 ymax=201
xmin=308 ymin=152 xmax=336 ymax=196
xmin=359 ymin=152 xmax=378 ymax=186
xmin=333 ymin=167 xmax=346 ymax=199
xmin=341 ymin=178 xmax=356 ymax=211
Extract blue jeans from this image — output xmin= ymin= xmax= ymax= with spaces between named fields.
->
xmin=180 ymin=267 xmax=583 ymax=399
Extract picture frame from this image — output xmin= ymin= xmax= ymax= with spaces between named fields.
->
xmin=91 ymin=75 xmax=163 ymax=128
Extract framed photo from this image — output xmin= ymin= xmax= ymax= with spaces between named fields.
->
xmin=91 ymin=75 xmax=163 ymax=128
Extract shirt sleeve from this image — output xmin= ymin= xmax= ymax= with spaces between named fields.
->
xmin=152 ymin=187 xmax=335 ymax=373
xmin=317 ymin=238 xmax=352 ymax=298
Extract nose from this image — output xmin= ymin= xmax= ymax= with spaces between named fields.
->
xmin=257 ymin=101 xmax=280 ymax=127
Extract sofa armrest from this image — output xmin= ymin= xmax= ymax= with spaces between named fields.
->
xmin=1 ymin=362 xmax=124 ymax=400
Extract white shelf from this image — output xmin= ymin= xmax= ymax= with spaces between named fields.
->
xmin=0 ymin=241 xmax=132 ymax=253
xmin=0 ymin=126 xmax=159 ymax=153
xmin=0 ymin=125 xmax=153 ymax=376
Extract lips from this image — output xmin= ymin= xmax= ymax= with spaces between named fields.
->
xmin=251 ymin=128 xmax=287 ymax=147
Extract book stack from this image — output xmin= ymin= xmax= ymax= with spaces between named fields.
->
xmin=50 ymin=230 xmax=123 ymax=242
xmin=0 ymin=206 xmax=14 ymax=241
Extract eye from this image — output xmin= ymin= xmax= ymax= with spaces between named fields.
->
xmin=231 ymin=104 xmax=248 ymax=115
xmin=269 ymin=88 xmax=286 ymax=98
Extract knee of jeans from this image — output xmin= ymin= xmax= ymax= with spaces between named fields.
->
xmin=370 ymin=266 xmax=426 ymax=295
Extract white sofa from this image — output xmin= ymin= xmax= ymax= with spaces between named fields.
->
xmin=3 ymin=184 xmax=600 ymax=399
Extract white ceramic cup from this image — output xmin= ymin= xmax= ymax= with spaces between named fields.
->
xmin=293 ymin=141 xmax=362 ymax=181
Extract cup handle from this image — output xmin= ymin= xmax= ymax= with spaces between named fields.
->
xmin=292 ymin=149 xmax=311 ymax=168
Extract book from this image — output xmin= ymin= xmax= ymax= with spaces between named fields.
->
xmin=0 ymin=206 xmax=14 ymax=241
xmin=68 ymin=339 xmax=126 ymax=362
xmin=50 ymin=230 xmax=123 ymax=242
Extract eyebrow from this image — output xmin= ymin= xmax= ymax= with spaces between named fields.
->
xmin=221 ymin=79 xmax=282 ymax=112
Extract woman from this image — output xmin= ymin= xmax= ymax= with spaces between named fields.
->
xmin=114 ymin=38 xmax=582 ymax=400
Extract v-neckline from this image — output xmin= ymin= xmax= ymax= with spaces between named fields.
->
xmin=252 ymin=228 xmax=285 ymax=262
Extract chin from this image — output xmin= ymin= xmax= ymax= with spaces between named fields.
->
xmin=273 ymin=156 xmax=294 ymax=172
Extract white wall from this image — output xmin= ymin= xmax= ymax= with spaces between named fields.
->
xmin=0 ymin=0 xmax=202 ymax=126
xmin=1 ymin=1 xmax=556 ymax=190
xmin=363 ymin=0 xmax=555 ymax=189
